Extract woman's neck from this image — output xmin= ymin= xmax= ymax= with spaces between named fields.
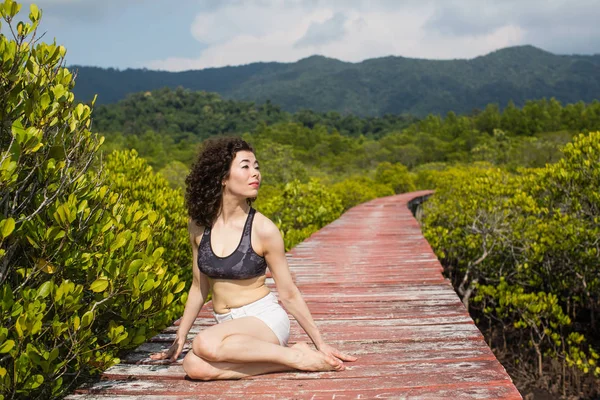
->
xmin=217 ymin=195 xmax=250 ymax=225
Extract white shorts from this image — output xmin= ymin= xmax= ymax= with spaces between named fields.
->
xmin=213 ymin=292 xmax=290 ymax=347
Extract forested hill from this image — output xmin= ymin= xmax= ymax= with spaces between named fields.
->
xmin=72 ymin=45 xmax=600 ymax=117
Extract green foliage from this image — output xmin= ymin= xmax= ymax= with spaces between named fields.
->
xmin=475 ymin=281 xmax=573 ymax=370
xmin=421 ymin=132 xmax=600 ymax=394
xmin=257 ymin=179 xmax=344 ymax=250
xmin=374 ymin=162 xmax=416 ymax=194
xmin=100 ymin=130 xmax=200 ymax=171
xmin=331 ymin=176 xmax=394 ymax=211
xmin=421 ymin=162 xmax=518 ymax=276
xmin=411 ymin=162 xmax=449 ymax=190
xmin=1 ymin=187 xmax=186 ymax=399
xmin=158 ymin=160 xmax=190 ymax=190
xmin=103 ymin=150 xmax=190 ymax=286
xmin=246 ymin=122 xmax=436 ymax=181
xmin=92 ymin=88 xmax=418 ymax=141
xmin=0 ymin=4 xmax=188 ymax=398
xmin=92 ymin=88 xmax=289 ymax=139
xmin=243 ymin=132 xmax=309 ymax=185
xmin=95 ymin=87 xmax=600 ymax=182
xmin=475 ymin=280 xmax=599 ymax=379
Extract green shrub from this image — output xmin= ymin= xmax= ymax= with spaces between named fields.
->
xmin=411 ymin=162 xmax=448 ymax=190
xmin=158 ymin=160 xmax=190 ymax=190
xmin=0 ymin=4 xmax=188 ymax=398
xmin=374 ymin=162 xmax=416 ymax=194
xmin=104 ymin=150 xmax=190 ymax=283
xmin=331 ymin=176 xmax=394 ymax=211
xmin=421 ymin=133 xmax=600 ymax=395
xmin=257 ymin=179 xmax=343 ymax=250
xmin=243 ymin=133 xmax=310 ymax=185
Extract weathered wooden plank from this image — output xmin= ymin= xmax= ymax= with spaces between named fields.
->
xmin=280 ymin=283 xmax=455 ymax=291
xmin=101 ymin=358 xmax=510 ymax=383
xmin=68 ymin=380 xmax=522 ymax=399
xmin=76 ymin=360 xmax=515 ymax=395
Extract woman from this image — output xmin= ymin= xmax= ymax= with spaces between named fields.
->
xmin=151 ymin=137 xmax=357 ymax=380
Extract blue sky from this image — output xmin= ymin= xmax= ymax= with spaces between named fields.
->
xmin=7 ymin=0 xmax=600 ymax=71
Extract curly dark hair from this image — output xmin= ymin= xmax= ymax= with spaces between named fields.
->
xmin=185 ymin=136 xmax=255 ymax=227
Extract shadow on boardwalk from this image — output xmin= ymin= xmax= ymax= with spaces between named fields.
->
xmin=67 ymin=190 xmax=522 ymax=399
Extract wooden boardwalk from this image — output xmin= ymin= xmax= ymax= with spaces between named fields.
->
xmin=67 ymin=191 xmax=522 ymax=399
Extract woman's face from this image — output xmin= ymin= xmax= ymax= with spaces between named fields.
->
xmin=223 ymin=150 xmax=261 ymax=198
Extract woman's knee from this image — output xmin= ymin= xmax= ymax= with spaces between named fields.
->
xmin=192 ymin=333 xmax=221 ymax=361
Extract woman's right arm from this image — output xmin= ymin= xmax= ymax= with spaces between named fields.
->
xmin=151 ymin=219 xmax=210 ymax=361
xmin=175 ymin=221 xmax=210 ymax=343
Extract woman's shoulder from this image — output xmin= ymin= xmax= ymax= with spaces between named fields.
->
xmin=252 ymin=210 xmax=280 ymax=239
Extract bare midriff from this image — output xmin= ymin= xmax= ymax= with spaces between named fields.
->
xmin=209 ymin=274 xmax=270 ymax=314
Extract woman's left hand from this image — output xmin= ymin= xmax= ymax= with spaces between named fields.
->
xmin=317 ymin=343 xmax=358 ymax=364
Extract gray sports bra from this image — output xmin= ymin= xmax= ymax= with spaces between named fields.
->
xmin=197 ymin=208 xmax=268 ymax=279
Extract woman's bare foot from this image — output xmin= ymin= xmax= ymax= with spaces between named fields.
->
xmin=291 ymin=342 xmax=344 ymax=372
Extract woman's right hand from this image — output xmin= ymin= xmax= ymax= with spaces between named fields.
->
xmin=150 ymin=337 xmax=186 ymax=362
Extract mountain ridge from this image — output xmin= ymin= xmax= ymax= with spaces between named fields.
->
xmin=71 ymin=45 xmax=600 ymax=116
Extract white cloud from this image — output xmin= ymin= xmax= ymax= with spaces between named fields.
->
xmin=294 ymin=12 xmax=347 ymax=48
xmin=147 ymin=0 xmax=598 ymax=71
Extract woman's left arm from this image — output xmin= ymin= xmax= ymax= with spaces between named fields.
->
xmin=259 ymin=217 xmax=357 ymax=363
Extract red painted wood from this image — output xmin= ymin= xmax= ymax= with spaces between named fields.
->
xmin=68 ymin=380 xmax=522 ymax=399
xmin=66 ymin=191 xmax=522 ymax=399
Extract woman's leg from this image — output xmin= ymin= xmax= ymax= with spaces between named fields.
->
xmin=182 ymin=345 xmax=295 ymax=380
xmin=182 ymin=316 xmax=342 ymax=380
